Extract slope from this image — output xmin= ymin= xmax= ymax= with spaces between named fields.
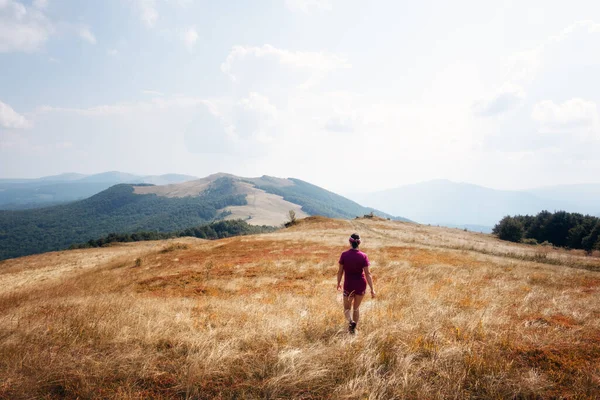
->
xmin=0 ymin=218 xmax=598 ymax=398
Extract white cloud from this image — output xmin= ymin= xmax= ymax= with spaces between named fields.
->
xmin=37 ymin=95 xmax=211 ymax=117
xmin=505 ymin=20 xmax=600 ymax=85
xmin=221 ymin=44 xmax=350 ymax=82
xmin=131 ymin=0 xmax=158 ymax=28
xmin=107 ymin=48 xmax=118 ymax=56
xmin=232 ymin=92 xmax=279 ymax=143
xmin=285 ymin=0 xmax=332 ymax=13
xmin=550 ymin=20 xmax=600 ymax=42
xmin=0 ymin=0 xmax=53 ymax=53
xmin=141 ymin=90 xmax=164 ymax=96
xmin=78 ymin=26 xmax=96 ymax=44
xmin=473 ymin=84 xmax=525 ymax=116
xmin=532 ymin=98 xmax=599 ymax=138
xmin=0 ymin=100 xmax=32 ymax=129
xmin=33 ymin=0 xmax=48 ymax=9
xmin=180 ymin=26 xmax=198 ymax=50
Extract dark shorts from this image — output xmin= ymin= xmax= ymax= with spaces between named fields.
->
xmin=343 ymin=289 xmax=366 ymax=297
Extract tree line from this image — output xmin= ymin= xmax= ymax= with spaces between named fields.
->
xmin=493 ymin=210 xmax=600 ymax=253
xmin=69 ymin=219 xmax=276 ymax=249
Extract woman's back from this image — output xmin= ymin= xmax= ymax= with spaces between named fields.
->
xmin=339 ymin=249 xmax=369 ymax=278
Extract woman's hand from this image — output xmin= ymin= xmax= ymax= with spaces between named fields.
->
xmin=337 ymin=283 xmax=342 ymax=291
xmin=371 ymin=289 xmax=376 ymax=298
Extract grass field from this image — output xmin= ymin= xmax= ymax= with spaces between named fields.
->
xmin=1 ymin=216 xmax=599 ymax=399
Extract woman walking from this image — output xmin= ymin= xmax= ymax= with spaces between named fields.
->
xmin=337 ymin=233 xmax=375 ymax=334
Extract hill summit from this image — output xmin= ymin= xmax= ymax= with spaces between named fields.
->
xmin=0 ymin=173 xmax=405 ymax=260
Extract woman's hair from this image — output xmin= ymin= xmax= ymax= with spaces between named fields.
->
xmin=349 ymin=233 xmax=361 ymax=249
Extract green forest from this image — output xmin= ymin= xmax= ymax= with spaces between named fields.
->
xmin=493 ymin=211 xmax=600 ymax=253
xmin=70 ymin=219 xmax=275 ymax=249
xmin=0 ymin=177 xmax=246 ymax=260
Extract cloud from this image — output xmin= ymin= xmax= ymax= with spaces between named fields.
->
xmin=221 ymin=44 xmax=350 ymax=83
xmin=0 ymin=0 xmax=53 ymax=53
xmin=285 ymin=0 xmax=332 ymax=13
xmin=505 ymin=20 xmax=600 ymax=85
xmin=78 ymin=26 xmax=96 ymax=44
xmin=33 ymin=0 xmax=48 ymax=9
xmin=532 ymin=98 xmax=599 ymax=137
xmin=324 ymin=116 xmax=355 ymax=133
xmin=141 ymin=90 xmax=164 ymax=96
xmin=180 ymin=26 xmax=198 ymax=50
xmin=472 ymin=84 xmax=525 ymax=116
xmin=231 ymin=92 xmax=279 ymax=143
xmin=550 ymin=20 xmax=600 ymax=42
xmin=107 ymin=48 xmax=118 ymax=56
xmin=0 ymin=100 xmax=32 ymax=129
xmin=131 ymin=0 xmax=158 ymax=28
xmin=38 ymin=95 xmax=211 ymax=117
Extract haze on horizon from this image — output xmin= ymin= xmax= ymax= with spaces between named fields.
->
xmin=1 ymin=0 xmax=599 ymax=194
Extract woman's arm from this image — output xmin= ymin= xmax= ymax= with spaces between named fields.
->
xmin=337 ymin=263 xmax=344 ymax=290
xmin=364 ymin=266 xmax=376 ymax=297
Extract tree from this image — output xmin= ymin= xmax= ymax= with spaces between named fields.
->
xmin=493 ymin=216 xmax=524 ymax=243
xmin=582 ymin=221 xmax=600 ymax=254
xmin=286 ymin=209 xmax=297 ymax=227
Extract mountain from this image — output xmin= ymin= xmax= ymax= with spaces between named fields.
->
xmin=77 ymin=171 xmax=143 ymax=183
xmin=527 ymin=183 xmax=600 ymax=215
xmin=0 ymin=174 xmax=406 ymax=260
xmin=349 ymin=179 xmax=577 ymax=228
xmin=0 ymin=172 xmax=198 ymax=210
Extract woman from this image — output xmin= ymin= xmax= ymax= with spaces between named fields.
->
xmin=337 ymin=233 xmax=375 ymax=334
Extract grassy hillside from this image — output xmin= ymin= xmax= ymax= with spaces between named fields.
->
xmin=0 ymin=178 xmax=246 ymax=260
xmin=1 ymin=218 xmax=598 ymax=398
xmin=253 ymin=177 xmax=408 ymax=221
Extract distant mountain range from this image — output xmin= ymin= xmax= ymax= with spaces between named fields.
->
xmin=0 ymin=172 xmax=198 ymax=209
xmin=0 ymin=173 xmax=406 ymax=260
xmin=349 ymin=180 xmax=600 ymax=232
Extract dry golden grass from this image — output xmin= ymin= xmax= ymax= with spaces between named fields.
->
xmin=1 ymin=217 xmax=599 ymax=399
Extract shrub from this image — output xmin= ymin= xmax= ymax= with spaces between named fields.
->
xmin=493 ymin=216 xmax=524 ymax=243
xmin=522 ymin=238 xmax=538 ymax=245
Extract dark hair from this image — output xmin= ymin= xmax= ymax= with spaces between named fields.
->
xmin=350 ymin=233 xmax=361 ymax=249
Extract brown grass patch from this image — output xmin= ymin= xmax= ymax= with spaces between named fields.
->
xmin=1 ymin=218 xmax=600 ymax=398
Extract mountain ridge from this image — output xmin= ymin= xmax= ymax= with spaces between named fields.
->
xmin=349 ymin=179 xmax=600 ymax=228
xmin=0 ymin=174 xmax=406 ymax=260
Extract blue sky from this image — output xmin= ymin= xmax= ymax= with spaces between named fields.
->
xmin=1 ymin=0 xmax=599 ymax=193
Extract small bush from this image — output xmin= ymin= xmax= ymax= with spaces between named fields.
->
xmin=160 ymin=243 xmax=189 ymax=253
xmin=522 ymin=238 xmax=538 ymax=245
xmin=540 ymin=241 xmax=553 ymax=247
xmin=493 ymin=216 xmax=524 ymax=243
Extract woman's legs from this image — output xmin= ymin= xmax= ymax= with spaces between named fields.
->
xmin=343 ymin=293 xmax=365 ymax=332
xmin=351 ymin=294 xmax=364 ymax=324
xmin=343 ymin=295 xmax=353 ymax=323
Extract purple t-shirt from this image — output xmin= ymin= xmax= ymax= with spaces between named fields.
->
xmin=339 ymin=249 xmax=370 ymax=294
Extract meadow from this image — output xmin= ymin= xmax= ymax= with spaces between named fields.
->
xmin=0 ymin=216 xmax=599 ymax=399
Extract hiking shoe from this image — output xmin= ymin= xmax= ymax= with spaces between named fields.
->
xmin=349 ymin=321 xmax=357 ymax=334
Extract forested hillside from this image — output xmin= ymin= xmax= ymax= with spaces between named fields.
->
xmin=0 ymin=178 xmax=245 ymax=260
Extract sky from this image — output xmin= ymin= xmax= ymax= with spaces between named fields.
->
xmin=1 ymin=0 xmax=599 ymax=194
